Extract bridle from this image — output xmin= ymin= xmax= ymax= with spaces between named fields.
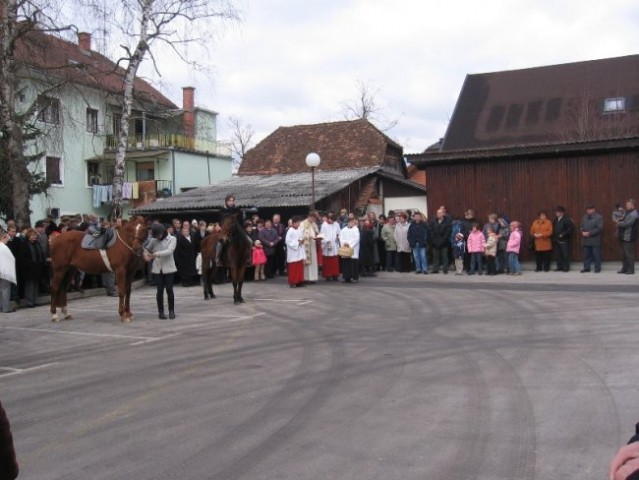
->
xmin=116 ymin=222 xmax=145 ymax=256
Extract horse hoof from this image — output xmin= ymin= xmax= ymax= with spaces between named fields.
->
xmin=239 ymin=298 xmax=245 ymax=304
xmin=121 ymin=317 xmax=132 ymax=323
xmin=64 ymin=314 xmax=73 ymax=320
xmin=234 ymin=300 xmax=240 ymax=305
xmin=51 ymin=316 xmax=60 ymax=323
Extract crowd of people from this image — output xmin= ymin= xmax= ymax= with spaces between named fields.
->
xmin=1 ymin=197 xmax=638 ymax=314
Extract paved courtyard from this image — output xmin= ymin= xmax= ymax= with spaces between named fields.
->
xmin=1 ymin=267 xmax=638 ymax=479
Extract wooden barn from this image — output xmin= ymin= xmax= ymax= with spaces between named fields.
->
xmin=408 ymin=54 xmax=639 ymax=261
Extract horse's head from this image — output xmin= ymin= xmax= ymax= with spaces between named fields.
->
xmin=122 ymin=216 xmax=149 ymax=255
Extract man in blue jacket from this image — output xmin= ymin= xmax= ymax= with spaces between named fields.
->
xmin=407 ymin=212 xmax=429 ymax=274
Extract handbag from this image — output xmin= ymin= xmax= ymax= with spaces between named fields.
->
xmin=338 ymin=245 xmax=354 ymax=258
xmin=527 ymin=236 xmax=535 ymax=251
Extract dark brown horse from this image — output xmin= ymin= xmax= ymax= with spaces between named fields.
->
xmin=49 ymin=217 xmax=148 ymax=322
xmin=201 ymin=216 xmax=252 ymax=304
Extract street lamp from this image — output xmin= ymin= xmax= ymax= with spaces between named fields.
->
xmin=305 ymin=152 xmax=321 ymax=209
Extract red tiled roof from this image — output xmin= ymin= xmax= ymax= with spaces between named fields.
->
xmin=441 ymin=55 xmax=639 ymax=152
xmin=16 ymin=29 xmax=176 ymax=109
xmin=239 ymin=119 xmax=404 ymax=175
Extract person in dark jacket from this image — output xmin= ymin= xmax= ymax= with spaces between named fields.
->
xmin=429 ymin=208 xmax=452 ymax=274
xmin=579 ymin=204 xmax=603 ymax=273
xmin=19 ymin=228 xmax=45 ymax=307
xmin=258 ymin=219 xmax=280 ymax=279
xmin=216 ymin=194 xmax=245 ymax=266
xmin=359 ymin=219 xmax=377 ymax=277
xmin=552 ymin=206 xmax=574 ymax=272
xmin=615 ymin=199 xmax=639 ymax=274
xmin=0 ymin=399 xmax=19 ymax=480
xmin=407 ymin=212 xmax=429 ymax=274
xmin=174 ymin=221 xmax=197 ymax=287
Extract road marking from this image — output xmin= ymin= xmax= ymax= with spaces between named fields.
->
xmin=0 ymin=362 xmax=59 ymax=378
xmin=254 ymin=299 xmax=313 ymax=305
xmin=4 ymin=326 xmax=157 ymax=342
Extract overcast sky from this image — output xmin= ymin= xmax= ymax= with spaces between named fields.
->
xmin=139 ymin=0 xmax=639 ymax=155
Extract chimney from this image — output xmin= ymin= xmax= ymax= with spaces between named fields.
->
xmin=78 ymin=32 xmax=91 ymax=52
xmin=182 ymin=86 xmax=195 ymax=140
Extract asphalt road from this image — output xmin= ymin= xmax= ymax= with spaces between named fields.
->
xmin=1 ymin=269 xmax=638 ymax=479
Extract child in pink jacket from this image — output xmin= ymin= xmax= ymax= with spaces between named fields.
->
xmin=467 ymin=223 xmax=485 ymax=275
xmin=252 ymin=240 xmax=267 ymax=280
xmin=506 ymin=221 xmax=522 ymax=275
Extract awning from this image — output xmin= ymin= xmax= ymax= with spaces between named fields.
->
xmin=86 ymin=150 xmax=170 ymax=161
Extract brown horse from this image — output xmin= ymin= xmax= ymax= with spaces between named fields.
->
xmin=201 ymin=216 xmax=252 ymax=304
xmin=49 ymin=217 xmax=148 ymax=322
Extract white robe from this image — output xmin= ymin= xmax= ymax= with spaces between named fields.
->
xmin=0 ymin=242 xmax=16 ymax=285
xmin=301 ymin=219 xmax=319 ymax=281
xmin=339 ymin=226 xmax=361 ymax=259
xmin=320 ymin=221 xmax=341 ymax=257
xmin=286 ymin=227 xmax=306 ymax=263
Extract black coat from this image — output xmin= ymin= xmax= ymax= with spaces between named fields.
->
xmin=553 ymin=215 xmax=574 ymax=242
xmin=0 ymin=399 xmax=19 ymax=480
xmin=19 ymin=240 xmax=45 ymax=281
xmin=174 ymin=233 xmax=197 ymax=280
xmin=429 ymin=218 xmax=452 ymax=248
xmin=359 ymin=228 xmax=377 ymax=266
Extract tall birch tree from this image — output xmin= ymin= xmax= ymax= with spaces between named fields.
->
xmin=82 ymin=0 xmax=240 ymax=218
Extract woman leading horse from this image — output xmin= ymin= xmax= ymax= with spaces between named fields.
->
xmin=49 ymin=217 xmax=148 ymax=322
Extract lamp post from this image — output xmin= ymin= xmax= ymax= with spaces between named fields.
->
xmin=305 ymin=152 xmax=321 ymax=209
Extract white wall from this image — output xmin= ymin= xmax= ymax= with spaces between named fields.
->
xmin=384 ymin=196 xmax=429 ymax=219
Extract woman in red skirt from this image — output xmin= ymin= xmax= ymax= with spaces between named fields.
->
xmin=320 ymin=212 xmax=341 ymax=281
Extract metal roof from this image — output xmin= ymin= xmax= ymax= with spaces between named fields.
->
xmin=132 ymin=167 xmax=425 ymax=214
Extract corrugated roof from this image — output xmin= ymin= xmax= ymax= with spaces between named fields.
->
xmin=132 ymin=167 xmax=426 ymax=214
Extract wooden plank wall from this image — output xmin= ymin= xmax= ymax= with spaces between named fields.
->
xmin=423 ymin=151 xmax=639 ymax=261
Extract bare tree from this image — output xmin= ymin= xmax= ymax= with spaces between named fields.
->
xmin=340 ymin=79 xmax=400 ymax=132
xmin=226 ymin=114 xmax=254 ymax=172
xmin=81 ymin=0 xmax=241 ymax=217
xmin=0 ymin=0 xmax=74 ymax=225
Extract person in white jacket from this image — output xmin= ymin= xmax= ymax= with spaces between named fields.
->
xmin=285 ymin=216 xmax=307 ymax=288
xmin=144 ymin=223 xmax=178 ymax=319
xmin=0 ymin=231 xmax=17 ymax=313
xmin=339 ymin=217 xmax=361 ymax=283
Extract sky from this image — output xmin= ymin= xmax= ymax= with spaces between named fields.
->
xmin=99 ymin=0 xmax=639 ymax=155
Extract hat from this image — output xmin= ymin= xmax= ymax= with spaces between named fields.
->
xmin=586 ymin=203 xmax=595 ymax=209
xmin=151 ymin=223 xmax=166 ymax=238
xmin=555 ymin=206 xmax=565 ymax=213
xmin=254 ymin=239 xmax=262 ymax=246
xmin=35 ymin=220 xmax=45 ymax=228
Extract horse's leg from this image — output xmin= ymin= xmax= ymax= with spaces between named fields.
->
xmin=115 ymin=268 xmax=129 ymax=322
xmin=123 ymin=272 xmax=134 ymax=322
xmin=236 ymin=266 xmax=246 ymax=303
xmin=61 ymin=269 xmax=75 ymax=320
xmin=208 ymin=264 xmax=216 ymax=299
xmin=50 ymin=267 xmax=63 ymax=322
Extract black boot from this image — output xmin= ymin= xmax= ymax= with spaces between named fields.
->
xmin=168 ymin=294 xmax=175 ymax=320
xmin=158 ymin=310 xmax=167 ymax=320
xmin=169 ymin=311 xmax=176 ymax=319
xmin=157 ymin=296 xmax=167 ymax=319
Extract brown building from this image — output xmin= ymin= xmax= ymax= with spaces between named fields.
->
xmin=136 ymin=119 xmax=427 ymax=220
xmin=408 ymin=54 xmax=639 ymax=261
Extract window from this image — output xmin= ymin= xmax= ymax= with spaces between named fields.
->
xmin=86 ymin=108 xmax=98 ymax=133
xmin=46 ymin=156 xmax=63 ymax=185
xmin=136 ymin=162 xmax=155 ymax=181
xmin=87 ymin=161 xmax=101 ymax=185
xmin=604 ymin=97 xmax=626 ymax=113
xmin=37 ymin=96 xmax=60 ymax=124
xmin=112 ymin=113 xmax=121 ymax=135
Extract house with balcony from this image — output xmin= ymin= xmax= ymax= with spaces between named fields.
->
xmin=17 ymin=29 xmax=232 ymax=224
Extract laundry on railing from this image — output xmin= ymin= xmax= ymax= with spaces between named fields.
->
xmin=92 ymin=184 xmax=113 ymax=208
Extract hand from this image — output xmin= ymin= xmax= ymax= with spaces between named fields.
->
xmin=610 ymin=442 xmax=639 ymax=480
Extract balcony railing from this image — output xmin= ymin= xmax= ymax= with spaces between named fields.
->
xmin=105 ymin=133 xmax=232 ymax=157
